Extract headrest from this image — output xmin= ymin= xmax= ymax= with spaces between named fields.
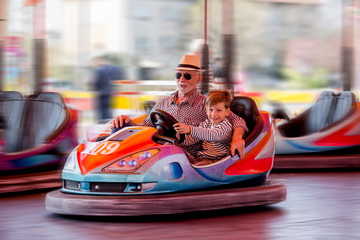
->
xmin=35 ymin=92 xmax=66 ymax=108
xmin=231 ymin=96 xmax=260 ymax=133
xmin=0 ymin=91 xmax=23 ymax=100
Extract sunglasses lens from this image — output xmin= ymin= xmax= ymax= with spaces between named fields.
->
xmin=176 ymin=72 xmax=192 ymax=80
xmin=184 ymin=73 xmax=192 ymax=80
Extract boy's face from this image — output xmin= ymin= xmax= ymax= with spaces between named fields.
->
xmin=206 ymin=102 xmax=230 ymax=125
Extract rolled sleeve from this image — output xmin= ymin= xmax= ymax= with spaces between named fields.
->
xmin=227 ymin=111 xmax=248 ymax=133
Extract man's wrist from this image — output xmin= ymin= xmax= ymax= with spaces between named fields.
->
xmin=233 ymin=126 xmax=245 ymax=139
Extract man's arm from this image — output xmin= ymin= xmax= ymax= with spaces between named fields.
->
xmin=231 ymin=126 xmax=245 ymax=158
xmin=112 ymin=115 xmax=139 ymax=128
xmin=112 ymin=97 xmax=164 ymax=128
xmin=228 ymin=111 xmax=248 ymax=132
xmin=227 ymin=111 xmax=248 ymax=158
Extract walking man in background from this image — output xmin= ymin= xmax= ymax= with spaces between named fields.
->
xmin=92 ymin=55 xmax=125 ymax=122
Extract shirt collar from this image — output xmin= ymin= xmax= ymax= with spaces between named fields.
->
xmin=172 ymin=90 xmax=201 ymax=106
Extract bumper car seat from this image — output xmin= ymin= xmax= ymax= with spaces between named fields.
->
xmin=231 ymin=96 xmax=264 ymax=146
xmin=20 ymin=92 xmax=71 ymax=151
xmin=0 ymin=91 xmax=25 ymax=153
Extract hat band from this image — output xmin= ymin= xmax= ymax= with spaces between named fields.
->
xmin=177 ymin=64 xmax=200 ymax=70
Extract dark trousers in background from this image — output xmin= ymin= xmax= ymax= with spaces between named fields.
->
xmin=97 ymin=95 xmax=112 ymax=121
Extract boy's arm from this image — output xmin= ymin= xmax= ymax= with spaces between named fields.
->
xmin=173 ymin=123 xmax=202 ymax=146
xmin=173 ymin=123 xmax=191 ymax=134
xmin=190 ymin=120 xmax=232 ymax=142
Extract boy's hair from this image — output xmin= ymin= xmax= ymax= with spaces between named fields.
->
xmin=206 ymin=90 xmax=233 ymax=109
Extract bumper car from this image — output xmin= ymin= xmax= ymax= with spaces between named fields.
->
xmin=46 ymin=96 xmax=286 ymax=216
xmin=271 ymin=91 xmax=360 ymax=170
xmin=0 ymin=91 xmax=78 ymax=193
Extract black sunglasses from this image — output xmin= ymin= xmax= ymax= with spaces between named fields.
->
xmin=176 ymin=72 xmax=192 ymax=80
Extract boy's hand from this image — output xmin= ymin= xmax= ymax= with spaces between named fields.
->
xmin=173 ymin=123 xmax=190 ymax=134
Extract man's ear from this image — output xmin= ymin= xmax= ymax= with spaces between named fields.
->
xmin=198 ymin=73 xmax=203 ymax=84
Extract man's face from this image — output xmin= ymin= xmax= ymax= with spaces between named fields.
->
xmin=175 ymin=70 xmax=202 ymax=95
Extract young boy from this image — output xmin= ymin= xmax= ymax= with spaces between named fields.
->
xmin=174 ymin=89 xmax=236 ymax=166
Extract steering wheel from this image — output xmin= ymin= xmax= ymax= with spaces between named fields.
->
xmin=150 ymin=109 xmax=185 ymax=144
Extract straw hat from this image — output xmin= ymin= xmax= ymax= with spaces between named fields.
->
xmin=174 ymin=55 xmax=202 ymax=71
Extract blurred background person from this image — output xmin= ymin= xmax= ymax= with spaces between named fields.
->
xmin=189 ymin=38 xmax=215 ymax=92
xmin=212 ymin=57 xmax=224 ymax=82
xmin=91 ymin=55 xmax=125 ymax=122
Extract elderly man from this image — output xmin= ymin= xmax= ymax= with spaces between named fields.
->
xmin=113 ymin=54 xmax=248 ymax=158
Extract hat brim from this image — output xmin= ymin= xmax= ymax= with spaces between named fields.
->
xmin=174 ymin=67 xmax=205 ymax=72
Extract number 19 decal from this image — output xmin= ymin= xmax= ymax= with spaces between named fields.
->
xmin=92 ymin=142 xmax=120 ymax=155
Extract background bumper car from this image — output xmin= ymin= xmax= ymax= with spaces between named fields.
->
xmin=271 ymin=91 xmax=360 ymax=170
xmin=0 ymin=91 xmax=78 ymax=193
